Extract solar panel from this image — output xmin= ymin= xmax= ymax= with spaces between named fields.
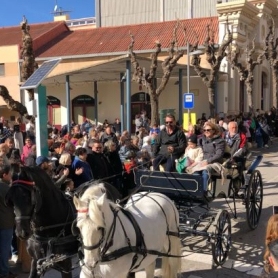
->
xmin=21 ymin=58 xmax=61 ymax=90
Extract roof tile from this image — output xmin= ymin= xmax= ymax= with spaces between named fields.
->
xmin=0 ymin=17 xmax=219 ymax=58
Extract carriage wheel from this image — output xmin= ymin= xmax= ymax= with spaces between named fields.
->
xmin=212 ymin=210 xmax=232 ymax=266
xmin=246 ymin=170 xmax=263 ymax=230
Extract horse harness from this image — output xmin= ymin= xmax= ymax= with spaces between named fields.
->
xmin=77 ymin=192 xmax=180 ymax=275
xmin=12 ymin=179 xmax=77 ymax=262
xmin=12 ymin=179 xmax=74 ymax=233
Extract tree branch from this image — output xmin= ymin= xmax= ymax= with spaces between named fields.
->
xmin=128 ymin=32 xmax=144 ymax=85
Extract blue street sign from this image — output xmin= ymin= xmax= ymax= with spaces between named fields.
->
xmin=184 ymin=93 xmax=194 ymax=109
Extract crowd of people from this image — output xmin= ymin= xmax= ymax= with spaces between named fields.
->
xmin=0 ymin=108 xmax=278 ymax=277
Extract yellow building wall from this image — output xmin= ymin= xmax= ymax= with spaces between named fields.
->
xmin=0 ymin=45 xmax=21 ymax=119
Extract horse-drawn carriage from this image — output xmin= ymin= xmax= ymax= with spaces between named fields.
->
xmin=135 ymin=152 xmax=263 ymax=266
xmin=6 ymin=150 xmax=263 ymax=277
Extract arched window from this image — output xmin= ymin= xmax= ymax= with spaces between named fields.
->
xmin=72 ymin=95 xmax=95 ymax=124
xmin=47 ymin=96 xmax=61 ymax=129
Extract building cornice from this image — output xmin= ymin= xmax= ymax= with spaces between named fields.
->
xmin=247 ymin=0 xmax=278 ymax=16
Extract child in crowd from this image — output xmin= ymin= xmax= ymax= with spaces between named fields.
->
xmin=61 ymin=178 xmax=75 ymax=193
xmin=176 ymin=134 xmax=203 ymax=173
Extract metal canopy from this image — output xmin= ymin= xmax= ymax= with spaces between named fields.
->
xmin=21 ymin=58 xmax=61 ymax=90
xmin=42 ymin=55 xmax=214 ymax=86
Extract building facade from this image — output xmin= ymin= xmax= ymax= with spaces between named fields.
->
xmin=0 ymin=0 xmax=277 ymax=131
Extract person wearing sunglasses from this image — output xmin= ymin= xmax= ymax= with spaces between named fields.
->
xmin=152 ymin=114 xmax=186 ymax=172
xmin=196 ymin=122 xmax=225 ymax=194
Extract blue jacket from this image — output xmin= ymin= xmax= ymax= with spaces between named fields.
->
xmin=72 ymin=156 xmax=93 ymax=187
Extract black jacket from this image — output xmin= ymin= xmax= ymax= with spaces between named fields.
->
xmin=153 ymin=127 xmax=187 ymax=157
xmin=87 ymin=152 xmax=111 ymax=180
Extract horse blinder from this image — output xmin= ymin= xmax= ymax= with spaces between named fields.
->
xmin=71 ymin=219 xmax=80 ymax=237
xmin=82 ymin=227 xmax=105 ymax=251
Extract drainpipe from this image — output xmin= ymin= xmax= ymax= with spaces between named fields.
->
xmin=178 ymin=69 xmax=183 ymax=125
xmin=94 ymin=81 xmax=98 ymax=125
xmin=66 ymin=75 xmax=71 ymax=134
xmin=126 ymin=60 xmax=131 ymax=133
xmin=120 ymin=72 xmax=125 ymax=133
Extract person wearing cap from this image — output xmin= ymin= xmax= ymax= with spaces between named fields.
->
xmin=36 ymin=156 xmax=69 ymax=189
xmin=176 ymin=134 xmax=203 ymax=173
xmin=152 ymin=114 xmax=186 ymax=172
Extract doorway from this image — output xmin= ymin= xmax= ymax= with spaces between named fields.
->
xmin=131 ymin=92 xmax=151 ymax=133
xmin=47 ymin=96 xmax=61 ymax=130
xmin=72 ymin=95 xmax=95 ymax=125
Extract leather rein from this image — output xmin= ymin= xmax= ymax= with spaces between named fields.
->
xmin=77 ymin=193 xmax=180 ymax=276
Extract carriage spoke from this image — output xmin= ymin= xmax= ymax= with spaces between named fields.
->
xmin=246 ymin=170 xmax=263 ymax=230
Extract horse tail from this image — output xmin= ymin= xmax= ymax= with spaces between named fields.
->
xmin=161 ymin=234 xmax=181 ymax=278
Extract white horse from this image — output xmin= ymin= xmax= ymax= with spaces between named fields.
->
xmin=73 ymin=190 xmax=181 ymax=278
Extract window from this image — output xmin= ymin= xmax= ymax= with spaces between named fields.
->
xmin=0 ymin=64 xmax=5 ymax=76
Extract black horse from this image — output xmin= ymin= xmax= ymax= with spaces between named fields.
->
xmin=5 ymin=166 xmax=122 ymax=278
xmin=6 ymin=166 xmax=78 ymax=278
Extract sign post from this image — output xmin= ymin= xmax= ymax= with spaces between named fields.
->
xmin=183 ymin=92 xmax=194 ymax=130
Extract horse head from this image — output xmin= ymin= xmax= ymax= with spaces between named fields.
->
xmin=6 ymin=167 xmax=43 ymax=239
xmin=73 ymin=193 xmax=107 ymax=271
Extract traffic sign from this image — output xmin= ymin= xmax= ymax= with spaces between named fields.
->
xmin=184 ymin=93 xmax=194 ymax=109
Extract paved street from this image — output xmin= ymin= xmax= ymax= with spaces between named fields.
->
xmin=13 ymin=139 xmax=278 ymax=277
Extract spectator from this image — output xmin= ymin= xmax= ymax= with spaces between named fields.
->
xmin=26 ymin=118 xmax=35 ymax=144
xmin=36 ymin=155 xmax=69 ymax=189
xmin=130 ymin=135 xmax=140 ymax=154
xmin=195 ymin=122 xmax=225 ymax=193
xmin=149 ymin=123 xmax=160 ymax=136
xmin=87 ymin=140 xmax=111 ymax=181
xmin=0 ymin=144 xmax=10 ymax=167
xmin=263 ymin=214 xmax=278 ymax=276
xmin=5 ymin=138 xmax=20 ymax=163
xmin=0 ymin=164 xmax=16 ymax=278
xmin=21 ymin=137 xmax=33 ymax=165
xmin=176 ymin=134 xmax=203 ymax=173
xmin=141 ymin=136 xmax=152 ymax=158
xmin=60 ymin=178 xmax=75 ymax=194
xmin=81 ymin=119 xmax=92 ymax=134
xmin=134 ymin=114 xmax=142 ymax=134
xmin=112 ymin=118 xmax=121 ymax=135
xmin=72 ymin=148 xmax=93 ymax=188
xmin=13 ymin=123 xmax=23 ymax=155
xmin=0 ymin=120 xmax=13 ymax=144
xmin=140 ymin=110 xmax=150 ymax=132
xmin=64 ymin=142 xmax=76 ymax=163
xmin=103 ymin=140 xmax=123 ymax=194
xmin=119 ymin=138 xmax=133 ymax=163
xmin=99 ymin=125 xmax=118 ymax=147
xmin=260 ymin=118 xmax=271 ymax=148
xmin=136 ymin=149 xmax=151 ymax=170
xmin=152 ymin=114 xmax=187 ymax=172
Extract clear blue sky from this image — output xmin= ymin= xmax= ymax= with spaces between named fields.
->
xmin=0 ymin=0 xmax=95 ymax=27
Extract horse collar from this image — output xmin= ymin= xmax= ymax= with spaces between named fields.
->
xmin=12 ymin=179 xmax=35 ymax=186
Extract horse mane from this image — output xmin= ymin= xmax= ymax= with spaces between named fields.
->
xmin=76 ymin=180 xmax=122 ymax=203
xmin=88 ymin=194 xmax=109 ymax=229
xmin=16 ymin=166 xmax=56 ymax=190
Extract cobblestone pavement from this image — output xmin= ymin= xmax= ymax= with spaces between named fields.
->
xmin=12 ymin=139 xmax=278 ymax=278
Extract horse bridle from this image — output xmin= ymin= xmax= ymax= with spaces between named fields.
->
xmin=76 ymin=205 xmax=119 ymax=276
xmin=12 ymin=179 xmax=37 ymax=222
